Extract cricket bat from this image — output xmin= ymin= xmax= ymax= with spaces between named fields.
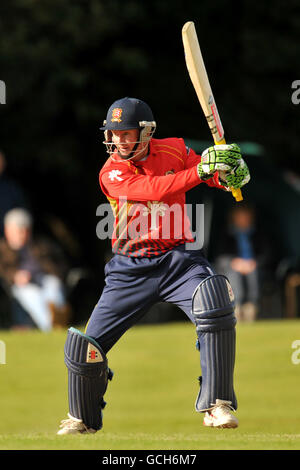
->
xmin=182 ymin=21 xmax=243 ymax=202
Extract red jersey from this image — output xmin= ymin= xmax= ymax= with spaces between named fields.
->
xmin=99 ymin=137 xmax=225 ymax=257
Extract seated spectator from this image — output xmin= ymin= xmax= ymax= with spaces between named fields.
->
xmin=0 ymin=208 xmax=71 ymax=330
xmin=0 ymin=150 xmax=29 ymax=237
xmin=214 ymin=204 xmax=270 ymax=322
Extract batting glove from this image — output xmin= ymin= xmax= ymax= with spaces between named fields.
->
xmin=197 ymin=143 xmax=242 ymax=180
xmin=218 ymin=158 xmax=251 ymax=189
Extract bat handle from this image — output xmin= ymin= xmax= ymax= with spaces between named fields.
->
xmin=216 ymin=138 xmax=243 ymax=202
xmin=231 ymin=187 xmax=243 ymax=202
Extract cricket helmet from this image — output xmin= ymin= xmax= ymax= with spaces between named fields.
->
xmin=100 ymin=97 xmax=156 ymax=160
xmin=100 ymin=97 xmax=155 ymax=131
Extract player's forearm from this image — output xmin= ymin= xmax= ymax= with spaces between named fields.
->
xmin=100 ymin=166 xmax=201 ymax=201
xmin=205 ymin=171 xmax=229 ymax=190
xmin=184 ymin=148 xmax=230 ymax=190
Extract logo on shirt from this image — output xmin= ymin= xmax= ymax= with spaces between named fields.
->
xmin=143 ymin=201 xmax=167 ymax=230
xmin=111 ymin=108 xmax=123 ymax=123
xmin=108 ymin=170 xmax=123 ymax=181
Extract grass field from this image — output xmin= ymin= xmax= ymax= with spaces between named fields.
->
xmin=0 ymin=319 xmax=299 ymax=450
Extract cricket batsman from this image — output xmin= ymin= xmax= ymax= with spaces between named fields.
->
xmin=57 ymin=97 xmax=250 ymax=434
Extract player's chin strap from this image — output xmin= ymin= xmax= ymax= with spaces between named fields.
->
xmin=103 ymin=121 xmax=156 ymax=162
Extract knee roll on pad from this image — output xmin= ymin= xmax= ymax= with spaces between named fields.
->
xmin=64 ymin=327 xmax=113 ymax=430
xmin=192 ymin=275 xmax=237 ymax=411
xmin=192 ymin=274 xmax=236 ymax=332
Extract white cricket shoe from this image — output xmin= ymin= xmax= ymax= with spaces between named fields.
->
xmin=203 ymin=399 xmax=238 ymax=429
xmin=57 ymin=413 xmax=97 ymax=435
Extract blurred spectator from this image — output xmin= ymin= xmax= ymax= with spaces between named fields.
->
xmin=0 ymin=208 xmax=71 ymax=330
xmin=214 ymin=204 xmax=270 ymax=322
xmin=285 ymin=271 xmax=300 ymax=318
xmin=0 ymin=150 xmax=29 ymax=237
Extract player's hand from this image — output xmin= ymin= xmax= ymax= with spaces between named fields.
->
xmin=197 ymin=143 xmax=243 ymax=180
xmin=218 ymin=157 xmax=250 ymax=189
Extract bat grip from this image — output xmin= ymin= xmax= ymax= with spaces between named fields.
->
xmin=231 ymin=187 xmax=243 ymax=202
xmin=215 ymin=138 xmax=243 ymax=202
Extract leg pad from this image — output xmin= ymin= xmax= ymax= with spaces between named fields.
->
xmin=64 ymin=327 xmax=112 ymax=430
xmin=192 ymin=275 xmax=237 ymax=411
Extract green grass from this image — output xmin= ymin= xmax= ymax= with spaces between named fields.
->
xmin=0 ymin=320 xmax=299 ymax=450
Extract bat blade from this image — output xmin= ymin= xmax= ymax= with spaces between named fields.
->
xmin=182 ymin=21 xmax=243 ymax=202
xmin=182 ymin=21 xmax=224 ymax=144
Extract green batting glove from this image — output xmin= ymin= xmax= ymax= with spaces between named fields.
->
xmin=197 ymin=143 xmax=242 ymax=180
xmin=218 ymin=158 xmax=251 ymax=189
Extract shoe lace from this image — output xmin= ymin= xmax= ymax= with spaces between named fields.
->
xmin=210 ymin=400 xmax=235 ymax=414
xmin=59 ymin=415 xmax=87 ymax=431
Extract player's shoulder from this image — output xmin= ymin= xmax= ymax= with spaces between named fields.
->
xmin=99 ymin=157 xmax=113 ymax=173
xmin=99 ymin=156 xmax=135 ymax=180
xmin=151 ymin=136 xmax=186 ymax=149
xmin=100 ymin=155 xmax=123 ymax=172
xmin=151 ymin=137 xmax=188 ymax=160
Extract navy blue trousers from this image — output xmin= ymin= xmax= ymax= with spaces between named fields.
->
xmin=86 ymin=246 xmax=214 ymax=353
